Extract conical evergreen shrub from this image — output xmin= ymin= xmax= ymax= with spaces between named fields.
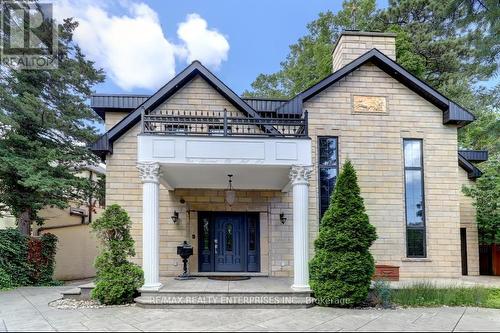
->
xmin=91 ymin=204 xmax=144 ymax=304
xmin=310 ymin=160 xmax=377 ymax=306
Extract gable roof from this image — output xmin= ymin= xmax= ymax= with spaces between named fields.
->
xmin=91 ymin=61 xmax=275 ymax=157
xmin=276 ymin=49 xmax=475 ymax=126
xmin=91 ymin=49 xmax=477 ymax=158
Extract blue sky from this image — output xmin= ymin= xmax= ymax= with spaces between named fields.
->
xmin=59 ymin=0 xmax=389 ymax=96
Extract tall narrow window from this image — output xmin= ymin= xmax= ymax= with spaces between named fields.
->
xmin=403 ymin=139 xmax=426 ymax=258
xmin=318 ymin=137 xmax=338 ymax=219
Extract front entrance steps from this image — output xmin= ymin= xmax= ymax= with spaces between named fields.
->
xmin=135 ymin=277 xmax=314 ymax=308
xmin=61 ymin=283 xmax=95 ymax=300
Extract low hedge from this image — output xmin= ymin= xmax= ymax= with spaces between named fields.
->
xmin=0 ymin=228 xmax=58 ymax=289
xmin=0 ymin=229 xmax=30 ymax=288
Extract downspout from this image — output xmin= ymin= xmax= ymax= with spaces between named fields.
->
xmin=88 ymin=171 xmax=93 ymax=224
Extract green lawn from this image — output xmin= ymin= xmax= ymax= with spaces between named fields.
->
xmin=391 ymin=282 xmax=500 ymax=308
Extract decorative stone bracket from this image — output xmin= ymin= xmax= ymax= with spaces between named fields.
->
xmin=137 ymin=161 xmax=161 ymax=184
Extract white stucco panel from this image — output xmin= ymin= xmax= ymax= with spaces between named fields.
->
xmin=138 ymin=135 xmax=311 ymax=166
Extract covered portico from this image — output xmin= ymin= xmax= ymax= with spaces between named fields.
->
xmin=136 ymin=133 xmax=312 ymax=291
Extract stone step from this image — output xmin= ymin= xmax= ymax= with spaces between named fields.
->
xmin=135 ymin=291 xmax=314 ymax=309
xmin=61 ymin=283 xmax=95 ymax=300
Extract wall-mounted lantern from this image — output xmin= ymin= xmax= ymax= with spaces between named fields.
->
xmin=280 ymin=213 xmax=287 ymax=224
xmin=171 ymin=211 xmax=179 ymax=223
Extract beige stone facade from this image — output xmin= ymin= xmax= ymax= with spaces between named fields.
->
xmin=100 ymin=31 xmax=481 ymax=281
xmin=106 ymin=76 xmax=294 ymax=277
xmin=105 ymin=111 xmax=130 ymax=131
xmin=305 ymin=62 xmax=461 ymax=278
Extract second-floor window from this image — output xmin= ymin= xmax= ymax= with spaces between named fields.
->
xmin=318 ymin=137 xmax=338 ymax=219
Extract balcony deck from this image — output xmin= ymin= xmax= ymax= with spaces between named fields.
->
xmin=141 ymin=109 xmax=308 ymax=138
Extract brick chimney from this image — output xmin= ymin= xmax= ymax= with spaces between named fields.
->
xmin=332 ymin=31 xmax=397 ymax=72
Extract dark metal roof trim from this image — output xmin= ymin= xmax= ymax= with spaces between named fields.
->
xmin=458 ymin=153 xmax=483 ymax=179
xmin=91 ymin=94 xmax=150 ymax=120
xmin=91 ymin=95 xmax=290 ymax=115
xmin=277 ymin=49 xmax=475 ymax=124
xmin=90 ymin=133 xmax=110 ymax=159
xmin=91 ymin=94 xmax=150 ymax=108
xmin=445 ymin=102 xmax=476 ymax=125
xmin=242 ymin=98 xmax=289 ymax=112
xmin=458 ymin=150 xmax=488 ymax=163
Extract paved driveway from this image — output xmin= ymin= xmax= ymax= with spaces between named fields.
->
xmin=1 ymin=286 xmax=500 ymax=332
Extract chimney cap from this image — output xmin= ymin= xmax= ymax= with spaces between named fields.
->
xmin=340 ymin=30 xmax=397 ymax=37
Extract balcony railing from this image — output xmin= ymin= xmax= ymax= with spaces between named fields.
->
xmin=141 ymin=109 xmax=308 ymax=138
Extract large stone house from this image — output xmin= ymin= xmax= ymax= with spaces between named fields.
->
xmin=91 ymin=31 xmax=486 ymax=293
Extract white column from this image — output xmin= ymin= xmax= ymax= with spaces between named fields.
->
xmin=289 ymin=165 xmax=312 ymax=291
xmin=137 ymin=161 xmax=162 ymax=290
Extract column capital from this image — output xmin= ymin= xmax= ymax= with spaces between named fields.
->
xmin=289 ymin=165 xmax=312 ymax=186
xmin=137 ymin=161 xmax=161 ymax=184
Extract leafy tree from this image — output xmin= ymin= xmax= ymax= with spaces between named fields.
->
xmin=243 ymin=0 xmax=380 ymax=98
xmin=463 ymin=158 xmax=500 ymax=245
xmin=310 ymin=160 xmax=377 ymax=306
xmin=377 ymin=0 xmax=498 ymax=89
xmin=0 ymin=3 xmax=105 ymax=235
xmin=91 ymin=204 xmax=143 ymax=305
xmin=456 ymin=85 xmax=499 ymax=156
xmin=245 ymin=0 xmax=498 ymax=98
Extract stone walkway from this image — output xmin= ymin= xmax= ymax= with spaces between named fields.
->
xmin=1 ymin=286 xmax=500 ymax=331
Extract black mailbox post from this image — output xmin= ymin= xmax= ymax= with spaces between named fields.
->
xmin=175 ymin=241 xmax=195 ymax=280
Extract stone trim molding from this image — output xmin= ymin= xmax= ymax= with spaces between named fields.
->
xmin=289 ymin=165 xmax=312 ymax=186
xmin=137 ymin=161 xmax=161 ymax=184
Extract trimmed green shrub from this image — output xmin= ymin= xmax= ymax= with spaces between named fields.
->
xmin=91 ymin=262 xmax=144 ymax=305
xmin=0 ymin=228 xmax=29 ymax=286
xmin=91 ymin=204 xmax=144 ymax=305
xmin=310 ymin=160 xmax=377 ymax=307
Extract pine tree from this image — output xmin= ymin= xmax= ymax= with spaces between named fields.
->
xmin=0 ymin=7 xmax=105 ymax=235
xmin=309 ymin=160 xmax=377 ymax=306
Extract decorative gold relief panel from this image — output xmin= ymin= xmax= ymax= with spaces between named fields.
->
xmin=353 ymin=95 xmax=387 ymax=113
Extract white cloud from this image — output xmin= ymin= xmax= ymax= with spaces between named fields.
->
xmin=177 ymin=14 xmax=230 ymax=69
xmin=54 ymin=1 xmax=229 ymax=91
